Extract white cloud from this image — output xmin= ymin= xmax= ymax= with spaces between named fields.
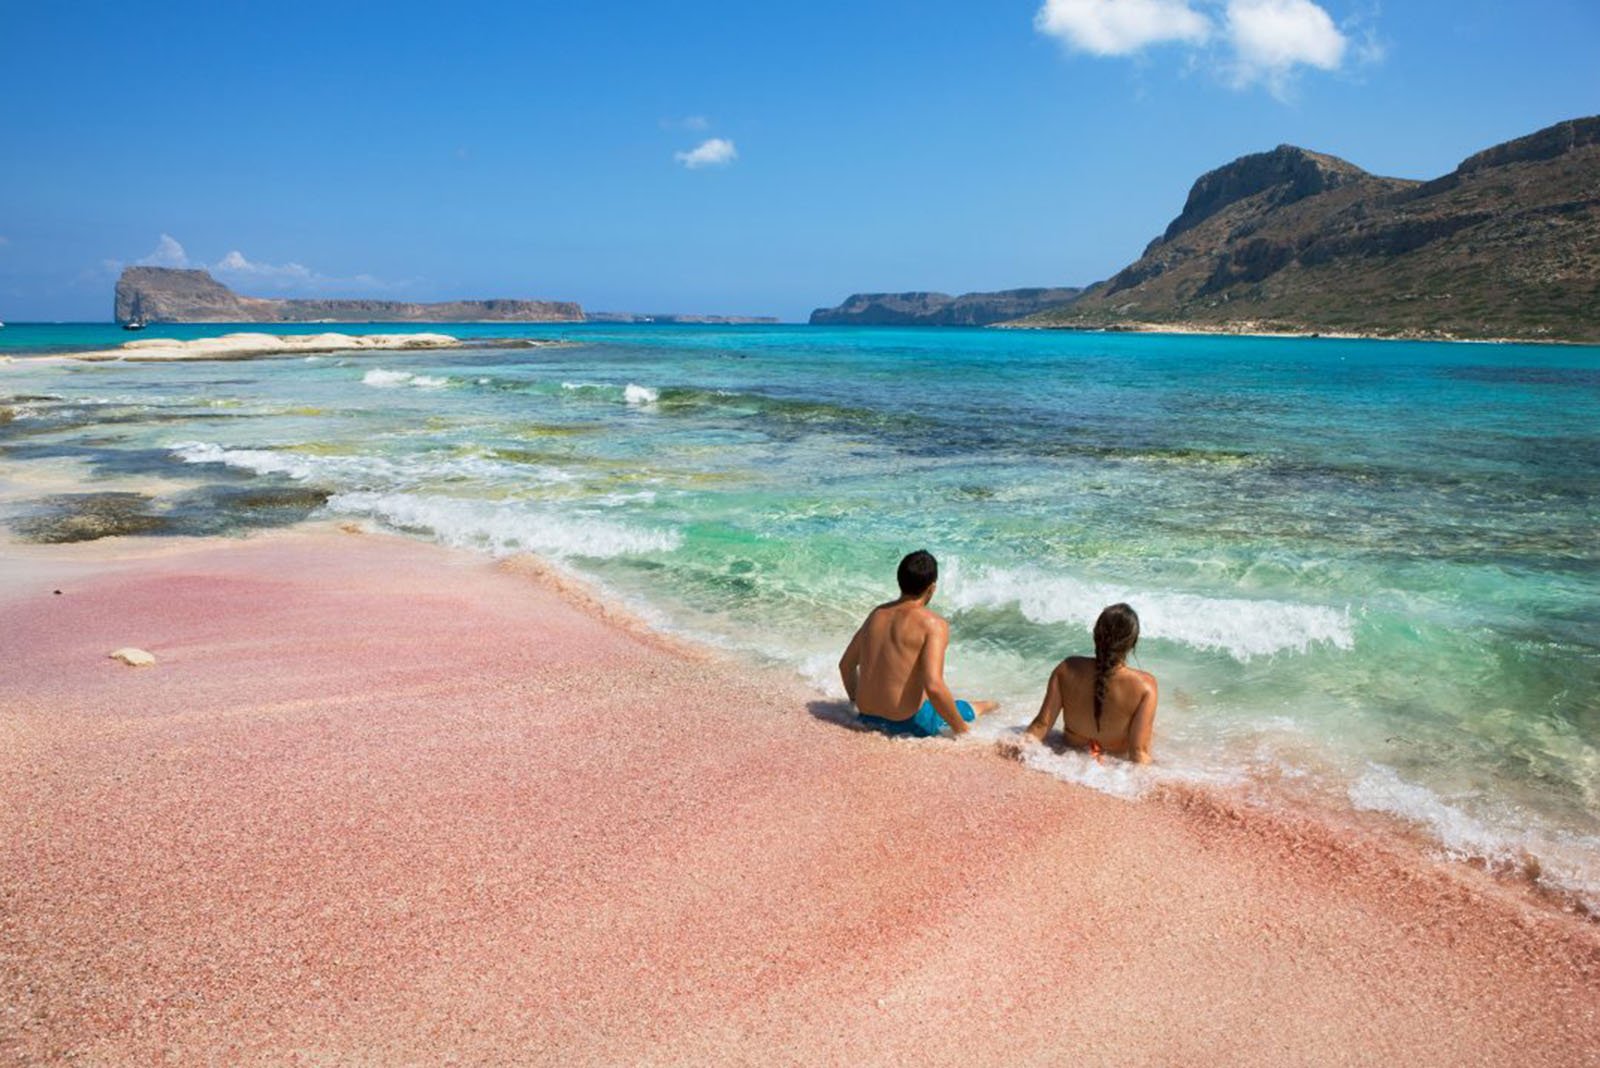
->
xmin=1035 ymin=0 xmax=1211 ymax=56
xmin=136 ymin=233 xmax=191 ymax=268
xmin=1225 ymin=0 xmax=1348 ymax=90
xmin=1036 ymin=0 xmax=1360 ymax=96
xmin=674 ymin=137 xmax=738 ymax=169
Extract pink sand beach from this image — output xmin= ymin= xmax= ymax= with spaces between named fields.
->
xmin=2 ymin=528 xmax=1597 ymax=1065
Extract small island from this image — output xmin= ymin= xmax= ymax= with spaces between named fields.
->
xmin=113 ymin=267 xmax=779 ymax=326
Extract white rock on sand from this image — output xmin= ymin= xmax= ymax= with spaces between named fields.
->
xmin=71 ymin=332 xmax=461 ymax=363
xmin=108 ymin=647 xmax=156 ymax=667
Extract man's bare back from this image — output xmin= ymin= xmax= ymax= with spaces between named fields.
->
xmin=838 ymin=550 xmax=997 ymax=736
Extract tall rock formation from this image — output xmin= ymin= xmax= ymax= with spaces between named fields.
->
xmin=1027 ymin=116 xmax=1600 ymax=342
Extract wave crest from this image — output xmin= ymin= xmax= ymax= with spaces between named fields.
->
xmin=943 ymin=565 xmax=1353 ymax=660
xmin=325 ymin=491 xmax=681 ymax=559
xmin=362 ymin=368 xmax=449 ymax=389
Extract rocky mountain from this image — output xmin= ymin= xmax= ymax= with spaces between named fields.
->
xmin=1024 ymin=116 xmax=1600 ymax=342
xmin=809 ymin=287 xmax=1082 ymax=326
xmin=115 ymin=268 xmax=583 ymax=324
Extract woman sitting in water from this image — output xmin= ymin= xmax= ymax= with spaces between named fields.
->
xmin=1024 ymin=603 xmax=1157 ymax=763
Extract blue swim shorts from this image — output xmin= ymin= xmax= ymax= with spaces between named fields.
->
xmin=858 ymin=699 xmax=975 ymax=738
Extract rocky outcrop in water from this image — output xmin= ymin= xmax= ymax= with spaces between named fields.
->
xmin=809 ymin=287 xmax=1082 ymax=326
xmin=115 ymin=268 xmax=584 ymax=324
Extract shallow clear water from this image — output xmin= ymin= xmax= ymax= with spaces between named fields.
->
xmin=4 ymin=323 xmax=1599 ymax=905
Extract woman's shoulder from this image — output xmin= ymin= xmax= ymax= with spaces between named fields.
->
xmin=1053 ymin=656 xmax=1094 ymax=684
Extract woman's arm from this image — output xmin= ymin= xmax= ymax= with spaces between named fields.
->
xmin=1127 ymin=675 xmax=1159 ymax=764
xmin=1024 ymin=665 xmax=1064 ymax=743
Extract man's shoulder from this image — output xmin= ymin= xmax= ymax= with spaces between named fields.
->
xmin=867 ymin=602 xmax=946 ymax=639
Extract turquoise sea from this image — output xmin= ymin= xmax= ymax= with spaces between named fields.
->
xmin=4 ymin=323 xmax=1599 ymax=908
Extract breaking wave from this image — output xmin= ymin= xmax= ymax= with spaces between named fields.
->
xmin=324 ymin=491 xmax=681 ymax=559
xmin=168 ymin=441 xmax=572 ymax=487
xmin=362 ymin=368 xmax=449 ymax=389
xmin=943 ymin=565 xmax=1354 ymax=661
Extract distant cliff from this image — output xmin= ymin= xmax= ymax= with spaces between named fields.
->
xmin=809 ymin=287 xmax=1081 ymax=326
xmin=1024 ymin=116 xmax=1600 ymax=342
xmin=114 ymin=267 xmax=583 ymax=324
xmin=586 ymin=311 xmax=781 ymax=324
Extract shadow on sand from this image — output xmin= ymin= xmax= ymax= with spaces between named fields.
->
xmin=806 ymin=699 xmax=873 ymax=732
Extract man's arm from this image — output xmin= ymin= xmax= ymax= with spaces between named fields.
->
xmin=1024 ymin=666 xmax=1063 ymax=743
xmin=838 ymin=622 xmax=866 ymax=704
xmin=920 ymin=618 xmax=969 ymax=735
xmin=1127 ymin=677 xmax=1158 ymax=764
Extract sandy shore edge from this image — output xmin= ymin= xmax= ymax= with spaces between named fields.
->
xmin=995 ymin=318 xmax=1600 ymax=346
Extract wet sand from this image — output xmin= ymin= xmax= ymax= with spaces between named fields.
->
xmin=1 ymin=528 xmax=1596 ymax=1065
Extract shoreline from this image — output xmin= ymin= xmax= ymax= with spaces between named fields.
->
xmin=2 ymin=524 xmax=1596 ymax=1064
xmin=995 ymin=318 xmax=1600 ymax=347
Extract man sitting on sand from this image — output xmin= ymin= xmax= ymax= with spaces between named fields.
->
xmin=838 ymin=549 xmax=998 ymax=736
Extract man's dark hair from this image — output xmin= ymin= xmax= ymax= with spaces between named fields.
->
xmin=897 ymin=550 xmax=938 ymax=597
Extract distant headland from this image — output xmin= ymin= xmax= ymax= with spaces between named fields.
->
xmin=113 ymin=267 xmax=778 ymax=326
xmin=809 ymin=288 xmax=1081 ymax=326
xmin=811 ymin=115 xmax=1600 ymax=343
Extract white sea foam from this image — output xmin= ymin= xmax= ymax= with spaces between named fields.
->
xmin=1349 ymin=765 xmax=1506 ymax=859
xmin=168 ymin=441 xmax=572 ymax=488
xmin=362 ymin=368 xmax=448 ymax=389
xmin=624 ymin=383 xmax=659 ymax=406
xmin=324 ymin=491 xmax=681 ymax=559
xmin=943 ymin=565 xmax=1353 ymax=661
xmin=1351 ymin=764 xmax=1600 ymax=911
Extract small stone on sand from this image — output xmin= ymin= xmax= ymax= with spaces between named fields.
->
xmin=109 ymin=647 xmax=156 ymax=667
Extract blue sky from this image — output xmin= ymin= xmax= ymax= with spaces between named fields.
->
xmin=1 ymin=0 xmax=1595 ymax=321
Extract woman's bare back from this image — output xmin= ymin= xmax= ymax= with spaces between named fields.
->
xmin=1026 ymin=656 xmax=1158 ymax=762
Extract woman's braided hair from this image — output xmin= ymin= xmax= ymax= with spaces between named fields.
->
xmin=1092 ymin=603 xmax=1141 ymax=731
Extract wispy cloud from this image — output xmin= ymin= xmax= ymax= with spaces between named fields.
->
xmin=135 ymin=233 xmax=191 ymax=268
xmin=1036 ymin=0 xmax=1368 ymax=97
xmin=0 ymin=235 xmax=10 ymax=247
xmin=674 ymin=137 xmax=738 ymax=170
xmin=212 ymin=249 xmax=396 ymax=292
xmin=119 ymin=235 xmax=398 ymax=292
xmin=660 ymin=114 xmax=712 ymax=132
